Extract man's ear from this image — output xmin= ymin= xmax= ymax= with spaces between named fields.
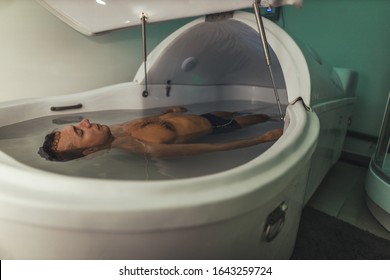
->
xmin=82 ymin=147 xmax=99 ymax=156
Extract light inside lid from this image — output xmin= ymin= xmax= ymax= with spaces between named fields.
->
xmin=96 ymin=0 xmax=106 ymax=6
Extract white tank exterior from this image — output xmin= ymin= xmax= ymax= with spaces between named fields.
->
xmin=0 ymin=2 xmax=356 ymax=259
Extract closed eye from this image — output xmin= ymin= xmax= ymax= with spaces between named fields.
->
xmin=72 ymin=126 xmax=84 ymax=137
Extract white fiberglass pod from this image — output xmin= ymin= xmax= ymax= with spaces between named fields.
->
xmin=0 ymin=1 xmax=355 ymax=259
xmin=366 ymin=93 xmax=390 ymax=232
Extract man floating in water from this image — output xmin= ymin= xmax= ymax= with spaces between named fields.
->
xmin=38 ymin=106 xmax=283 ymax=161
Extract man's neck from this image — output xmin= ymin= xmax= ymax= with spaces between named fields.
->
xmin=109 ymin=124 xmax=128 ymax=138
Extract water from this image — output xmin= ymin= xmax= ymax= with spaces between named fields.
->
xmin=0 ymin=100 xmax=284 ymax=180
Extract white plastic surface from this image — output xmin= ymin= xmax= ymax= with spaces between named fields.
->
xmin=366 ymin=162 xmax=390 ymax=214
xmin=0 ymin=2 xmax=359 ymax=259
xmin=135 ymin=12 xmax=311 ymax=105
xmin=0 ymin=85 xmax=319 ymax=259
xmin=37 ymin=0 xmax=303 ymax=35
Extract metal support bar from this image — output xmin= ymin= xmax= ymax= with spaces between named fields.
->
xmin=252 ymin=1 xmax=284 ymax=121
xmin=140 ymin=13 xmax=149 ymax=98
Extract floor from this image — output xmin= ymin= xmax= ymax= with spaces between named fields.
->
xmin=307 ymin=160 xmax=390 ymax=241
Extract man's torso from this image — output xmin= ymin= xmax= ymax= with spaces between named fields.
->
xmin=116 ymin=113 xmax=212 ymax=144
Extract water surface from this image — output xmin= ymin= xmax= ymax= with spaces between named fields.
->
xmin=0 ymin=100 xmax=284 ymax=180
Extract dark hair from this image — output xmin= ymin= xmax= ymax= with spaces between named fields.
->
xmin=38 ymin=131 xmax=84 ymax=162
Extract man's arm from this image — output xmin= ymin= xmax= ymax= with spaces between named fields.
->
xmin=143 ymin=128 xmax=283 ymax=158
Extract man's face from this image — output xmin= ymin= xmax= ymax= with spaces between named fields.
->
xmin=56 ymin=118 xmax=112 ymax=153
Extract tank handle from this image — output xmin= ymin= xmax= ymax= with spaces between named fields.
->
xmin=50 ymin=104 xmax=83 ymax=111
xmin=263 ymin=202 xmax=288 ymax=242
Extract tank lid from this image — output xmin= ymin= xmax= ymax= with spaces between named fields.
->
xmin=37 ymin=0 xmax=302 ymax=36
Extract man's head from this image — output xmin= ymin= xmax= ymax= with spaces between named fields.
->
xmin=38 ymin=118 xmax=113 ymax=161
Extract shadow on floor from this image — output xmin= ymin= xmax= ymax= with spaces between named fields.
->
xmin=291 ymin=207 xmax=390 ymax=260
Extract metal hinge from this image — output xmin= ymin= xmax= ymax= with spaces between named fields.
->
xmin=289 ymin=97 xmax=312 ymax=112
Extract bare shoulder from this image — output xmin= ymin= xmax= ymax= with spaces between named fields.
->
xmin=112 ymin=136 xmax=148 ymax=155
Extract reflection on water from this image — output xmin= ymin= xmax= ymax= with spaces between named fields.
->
xmin=0 ymin=101 xmax=284 ymax=180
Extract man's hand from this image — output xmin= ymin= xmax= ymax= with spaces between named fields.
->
xmin=256 ymin=128 xmax=283 ymax=142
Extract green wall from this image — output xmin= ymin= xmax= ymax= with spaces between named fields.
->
xmin=278 ymin=0 xmax=390 ymax=157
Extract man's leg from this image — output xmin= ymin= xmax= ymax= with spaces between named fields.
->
xmin=201 ymin=111 xmax=270 ymax=134
xmin=207 ymin=111 xmax=237 ymax=118
xmin=208 ymin=111 xmax=270 ymax=125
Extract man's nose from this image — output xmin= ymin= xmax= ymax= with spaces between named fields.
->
xmin=79 ymin=118 xmax=91 ymax=128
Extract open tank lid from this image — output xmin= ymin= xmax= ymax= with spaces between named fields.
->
xmin=37 ymin=0 xmax=302 ymax=35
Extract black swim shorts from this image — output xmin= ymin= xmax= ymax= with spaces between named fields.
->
xmin=200 ymin=113 xmax=241 ymax=134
